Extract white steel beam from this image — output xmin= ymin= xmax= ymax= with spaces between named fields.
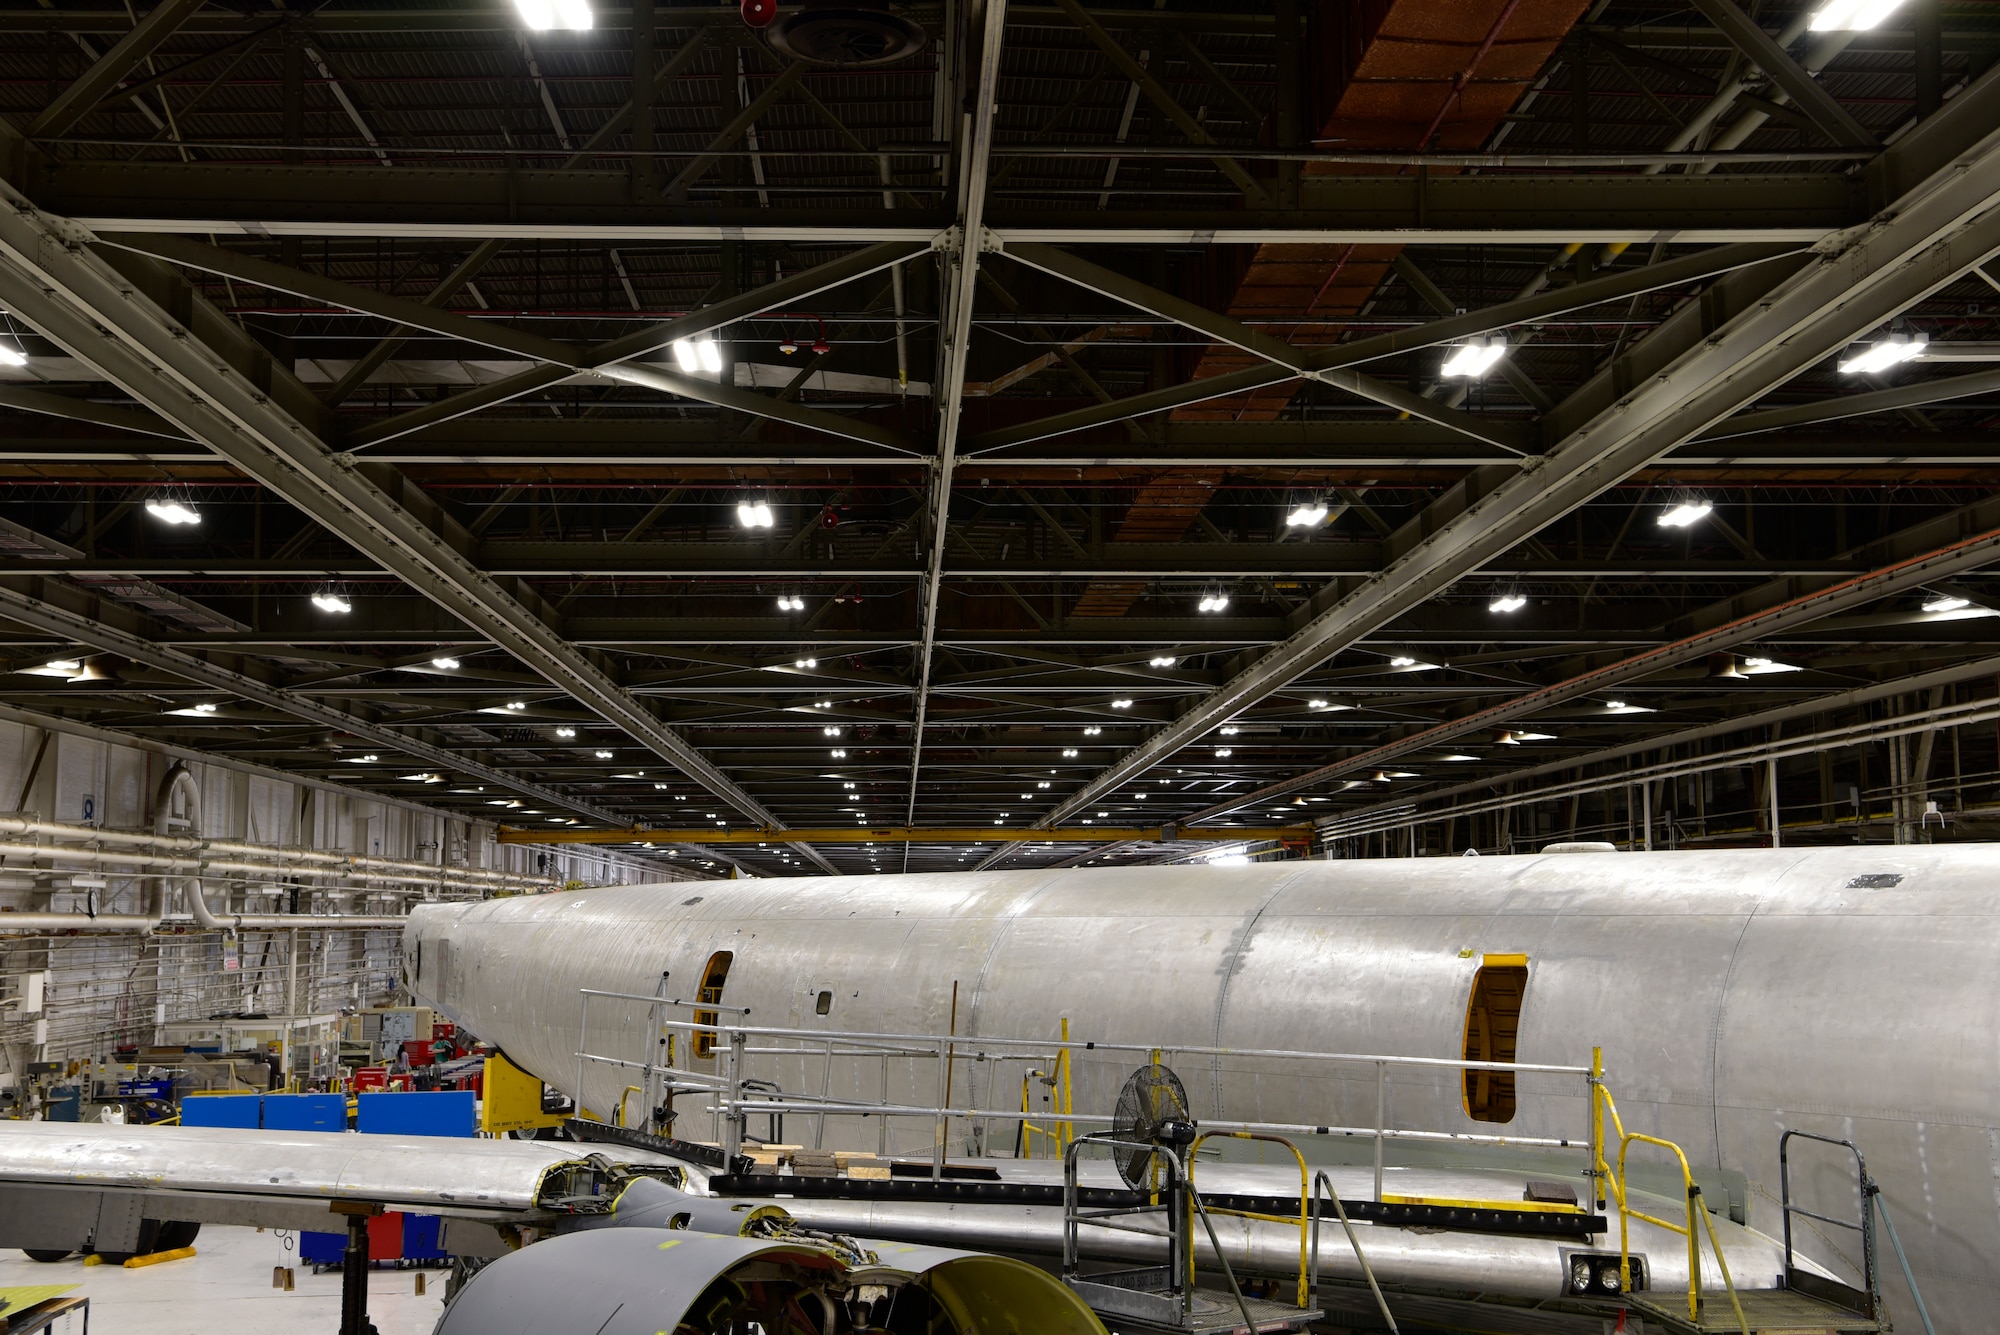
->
xmin=902 ymin=0 xmax=1009 ymax=839
xmin=0 ymin=174 xmax=843 ymax=873
xmin=1012 ymin=66 xmax=2000 ymax=846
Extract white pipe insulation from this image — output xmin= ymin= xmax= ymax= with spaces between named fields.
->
xmin=0 ymin=765 xmax=540 ymax=934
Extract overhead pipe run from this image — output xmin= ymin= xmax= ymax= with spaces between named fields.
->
xmin=0 ymin=765 xmax=548 ymax=934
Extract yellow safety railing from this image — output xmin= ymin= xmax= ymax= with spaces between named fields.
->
xmin=1593 ymin=1075 xmax=1749 ymax=1335
xmin=1188 ymin=1131 xmax=1312 ymax=1312
xmin=1017 ymin=1018 xmax=1074 ymax=1159
xmin=617 ymin=1085 xmax=643 ymax=1128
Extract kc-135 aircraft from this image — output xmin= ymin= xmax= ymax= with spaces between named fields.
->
xmin=1 ymin=843 xmax=1984 ymax=1333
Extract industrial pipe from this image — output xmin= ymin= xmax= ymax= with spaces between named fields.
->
xmin=0 ymin=805 xmax=548 ymax=893
xmin=0 ymin=764 xmax=534 ymax=933
xmin=155 ymin=759 xmax=406 ymax=927
xmin=0 ymin=804 xmax=549 ymax=890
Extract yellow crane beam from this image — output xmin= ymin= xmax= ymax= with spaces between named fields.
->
xmin=496 ymin=824 xmax=1314 ymax=847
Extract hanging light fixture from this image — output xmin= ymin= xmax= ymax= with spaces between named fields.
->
xmin=1440 ymin=338 xmax=1507 ymax=378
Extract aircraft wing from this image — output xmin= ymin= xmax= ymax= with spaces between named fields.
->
xmin=0 ymin=1121 xmax=678 ymax=1257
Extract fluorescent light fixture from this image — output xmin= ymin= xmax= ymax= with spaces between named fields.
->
xmin=1197 ymin=594 xmax=1230 ymax=612
xmin=1083 ymin=726 xmax=1102 ymax=735
xmin=0 ymin=342 xmax=26 ymax=368
xmin=1657 ymin=500 xmax=1713 ymax=528
xmin=1219 ymin=726 xmax=1240 ymax=735
xmin=593 ymin=749 xmax=613 ymax=759
xmin=1809 ymin=0 xmax=1910 ymax=30
xmin=1440 ymin=338 xmax=1507 ymax=378
xmin=776 ymin=594 xmax=804 ymax=610
xmin=310 ymin=590 xmax=352 ymax=614
xmin=672 ymin=337 xmax=722 ymax=373
xmin=823 ymin=725 xmax=842 ymax=736
xmin=1489 ymin=593 xmax=1526 ymax=613
xmin=21 ymin=658 xmax=82 ymax=678
xmin=1742 ymin=656 xmax=1803 ymax=675
xmin=1307 ymin=698 xmax=1352 ymax=712
xmin=794 ymin=657 xmax=817 ymax=668
xmin=1923 ymin=593 xmax=1971 ymax=613
xmin=1062 ymin=747 xmax=1079 ymax=757
xmin=1149 ymin=656 xmax=1177 ymax=667
xmin=1441 ymin=753 xmax=1478 ymax=761
xmin=1285 ymin=502 xmax=1329 ymax=528
xmin=1110 ymin=698 xmax=1133 ymax=709
xmin=830 ymin=748 xmax=846 ymax=757
xmin=403 ymin=773 xmax=445 ymax=783
xmin=1513 ymin=731 xmax=1556 ymax=742
xmin=1837 ymin=331 xmax=1927 ymax=373
xmin=737 ymin=500 xmax=775 ymax=528
xmin=1605 ymin=700 xmax=1655 ymax=714
xmin=144 ymin=498 xmax=201 ymax=526
xmin=1215 ymin=747 xmax=1233 ymax=757
xmin=430 ymin=656 xmax=461 ymax=670
xmin=344 ymin=754 xmax=380 ymax=764
xmin=555 ymin=726 xmax=576 ymax=738
xmin=513 ymin=0 xmax=595 ymax=30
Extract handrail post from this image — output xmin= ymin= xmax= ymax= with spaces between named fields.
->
xmin=813 ymin=1036 xmax=833 ymax=1150
xmin=1058 ymin=1016 xmax=1073 ymax=1153
xmin=1686 ymin=1182 xmax=1702 ymax=1319
xmin=721 ymin=1028 xmax=745 ymax=1160
xmin=574 ymin=990 xmax=589 ymax=1122
xmin=1373 ymin=1060 xmax=1386 ymax=1202
xmin=1588 ymin=1046 xmax=1605 ymax=1211
xmin=931 ymin=1034 xmax=949 ymax=1182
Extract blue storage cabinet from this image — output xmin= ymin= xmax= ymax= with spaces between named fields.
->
xmin=355 ymin=1090 xmax=475 ymax=1138
xmin=180 ymin=1094 xmax=261 ymax=1128
xmin=261 ymin=1093 xmax=347 ymax=1132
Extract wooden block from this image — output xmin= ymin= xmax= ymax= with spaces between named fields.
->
xmin=790 ymin=1164 xmax=838 ymax=1178
xmin=414 ymin=1273 xmax=427 ymax=1296
xmin=846 ymin=1165 xmax=893 ymax=1180
xmin=834 ymin=1151 xmax=879 ymax=1167
xmin=284 ymin=1268 xmax=296 ymax=1292
xmin=273 ymin=1265 xmax=286 ymax=1289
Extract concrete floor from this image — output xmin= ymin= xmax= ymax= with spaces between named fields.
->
xmin=0 ymin=1227 xmax=446 ymax=1334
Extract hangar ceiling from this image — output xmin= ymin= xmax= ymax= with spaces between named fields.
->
xmin=0 ymin=0 xmax=1997 ymax=874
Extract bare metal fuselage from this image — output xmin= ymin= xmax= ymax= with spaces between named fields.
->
xmin=407 ymin=845 xmax=1998 ymax=1330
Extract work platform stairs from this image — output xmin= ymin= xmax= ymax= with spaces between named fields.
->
xmin=1591 ymin=1127 xmax=1919 ymax=1335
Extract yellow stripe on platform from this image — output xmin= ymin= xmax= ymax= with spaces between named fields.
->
xmin=1382 ymin=1193 xmax=1584 ymax=1215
